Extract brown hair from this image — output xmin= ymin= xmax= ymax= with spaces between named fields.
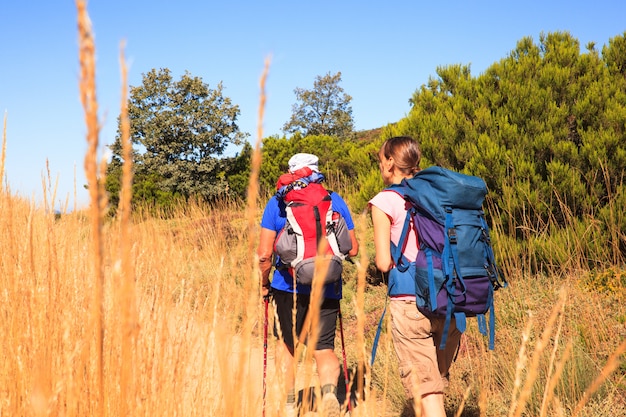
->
xmin=379 ymin=136 xmax=422 ymax=176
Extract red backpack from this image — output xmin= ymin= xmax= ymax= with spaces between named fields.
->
xmin=274 ymin=179 xmax=352 ymax=286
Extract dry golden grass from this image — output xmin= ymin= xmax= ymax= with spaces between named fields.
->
xmin=2 ymin=186 xmax=621 ymax=417
xmin=0 ymin=2 xmax=624 ymax=417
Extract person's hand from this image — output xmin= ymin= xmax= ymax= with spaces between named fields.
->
xmin=262 ymin=282 xmax=272 ymax=300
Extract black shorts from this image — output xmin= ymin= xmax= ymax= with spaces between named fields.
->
xmin=272 ymin=289 xmax=339 ymax=351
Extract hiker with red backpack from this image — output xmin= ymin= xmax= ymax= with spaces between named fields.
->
xmin=369 ymin=137 xmax=463 ymax=417
xmin=257 ymin=153 xmax=359 ymax=417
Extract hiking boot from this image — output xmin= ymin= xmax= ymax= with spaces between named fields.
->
xmin=320 ymin=392 xmax=340 ymax=417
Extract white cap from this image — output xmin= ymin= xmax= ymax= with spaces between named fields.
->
xmin=288 ymin=153 xmax=319 ymax=173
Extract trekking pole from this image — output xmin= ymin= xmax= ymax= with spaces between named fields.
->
xmin=338 ymin=306 xmax=353 ymax=413
xmin=263 ymin=296 xmax=269 ymax=417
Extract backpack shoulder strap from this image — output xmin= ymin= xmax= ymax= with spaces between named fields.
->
xmin=384 ymin=185 xmax=414 ymax=272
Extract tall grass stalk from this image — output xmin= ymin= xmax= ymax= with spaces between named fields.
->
xmin=539 ymin=303 xmax=567 ymax=417
xmin=77 ymin=2 xmax=106 ymax=415
xmin=571 ymin=338 xmax=626 ymax=417
xmin=510 ymin=287 xmax=567 ymax=417
xmin=117 ymin=38 xmax=138 ymax=417
xmin=354 ymin=211 xmax=371 ymax=413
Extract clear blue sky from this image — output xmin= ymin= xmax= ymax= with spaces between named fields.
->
xmin=1 ymin=1 xmax=624 ymax=210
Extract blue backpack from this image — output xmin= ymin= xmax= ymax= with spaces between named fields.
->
xmin=388 ymin=166 xmax=507 ymax=350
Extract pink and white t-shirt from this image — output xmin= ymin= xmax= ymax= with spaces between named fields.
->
xmin=369 ymin=189 xmax=419 ymax=262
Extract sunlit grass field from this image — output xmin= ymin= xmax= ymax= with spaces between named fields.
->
xmin=0 ymin=2 xmax=624 ymax=416
xmin=1 ymin=175 xmax=624 ymax=417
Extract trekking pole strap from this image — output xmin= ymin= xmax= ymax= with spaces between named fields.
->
xmin=370 ymin=294 xmax=389 ymax=366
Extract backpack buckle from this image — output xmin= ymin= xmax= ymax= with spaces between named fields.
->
xmin=448 ymin=227 xmax=458 ymax=244
xmin=481 ymin=228 xmax=491 ymax=244
xmin=485 ymin=263 xmax=496 ymax=279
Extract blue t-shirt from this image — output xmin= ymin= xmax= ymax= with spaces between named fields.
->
xmin=260 ymin=191 xmax=355 ymax=299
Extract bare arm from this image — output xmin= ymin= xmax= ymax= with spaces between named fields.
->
xmin=371 ymin=205 xmax=394 ymax=272
xmin=348 ymin=229 xmax=359 ymax=258
xmin=257 ymin=227 xmax=276 ymax=296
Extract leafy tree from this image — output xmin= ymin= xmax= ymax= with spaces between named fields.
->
xmin=283 ymin=72 xmax=354 ymax=138
xmin=603 ymin=31 xmax=626 ymax=77
xmin=223 ymin=141 xmax=253 ymax=199
xmin=257 ymin=135 xmax=296 ymax=194
xmin=387 ymin=31 xmax=626 ymax=241
xmin=255 ymin=133 xmax=377 ymax=212
xmin=106 ymin=68 xmax=247 ymax=209
xmin=257 ymin=134 xmax=373 ymax=197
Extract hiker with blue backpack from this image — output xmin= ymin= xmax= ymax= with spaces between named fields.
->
xmin=257 ymin=153 xmax=359 ymax=417
xmin=370 ymin=136 xmax=507 ymax=416
xmin=370 ymin=136 xmax=462 ymax=417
